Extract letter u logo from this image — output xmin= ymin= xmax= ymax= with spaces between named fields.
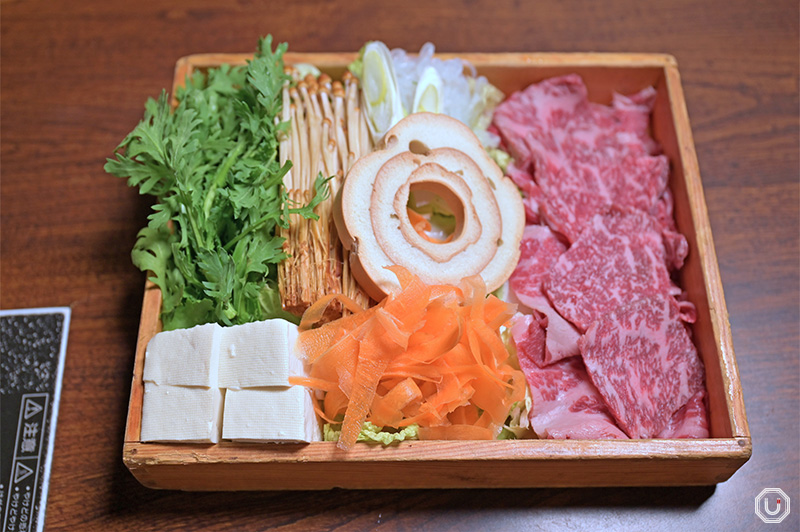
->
xmin=763 ymin=498 xmax=782 ymax=516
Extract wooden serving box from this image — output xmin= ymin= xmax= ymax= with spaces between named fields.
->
xmin=123 ymin=52 xmax=751 ymax=490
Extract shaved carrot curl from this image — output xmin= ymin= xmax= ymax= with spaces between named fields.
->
xmin=296 ymin=266 xmax=523 ymax=450
xmin=299 ymin=293 xmax=366 ymax=331
xmin=407 ymin=208 xmax=454 ymax=244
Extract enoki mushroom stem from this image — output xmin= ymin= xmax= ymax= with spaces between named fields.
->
xmin=278 ymin=67 xmax=373 ymax=318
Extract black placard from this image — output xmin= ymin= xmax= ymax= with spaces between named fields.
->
xmin=1 ymin=308 xmax=70 ymax=532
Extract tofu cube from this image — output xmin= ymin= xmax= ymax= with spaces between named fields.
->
xmin=140 ymin=382 xmax=224 ymax=443
xmin=143 ymin=323 xmax=220 ymax=387
xmin=217 ymin=319 xmax=299 ymax=388
xmin=221 ymin=387 xmax=322 ymax=443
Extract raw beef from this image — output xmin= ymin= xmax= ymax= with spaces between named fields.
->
xmin=509 ymin=312 xmax=546 ymax=367
xmin=521 ymin=355 xmax=628 ymax=440
xmin=648 ymin=188 xmax=689 ymax=270
xmin=545 ymin=210 xmax=675 ymax=332
xmin=511 ymin=295 xmax=581 ymax=366
xmin=505 ymin=161 xmax=543 ymax=224
xmin=492 ymin=74 xmax=669 ymax=242
xmin=497 ymin=74 xmax=707 ymax=440
xmin=579 ymin=295 xmax=705 ymax=439
xmin=509 ymin=224 xmax=567 ymax=301
xmin=657 ymin=390 xmax=709 ymax=439
xmin=508 ymin=224 xmax=580 ymax=365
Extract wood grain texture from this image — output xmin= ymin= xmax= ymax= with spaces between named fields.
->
xmin=1 ymin=0 xmax=797 ymax=530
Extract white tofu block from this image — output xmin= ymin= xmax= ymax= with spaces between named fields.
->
xmin=221 ymin=387 xmax=322 ymax=443
xmin=218 ymin=319 xmax=299 ymax=388
xmin=140 ymin=383 xmax=224 ymax=443
xmin=143 ymin=323 xmax=220 ymax=387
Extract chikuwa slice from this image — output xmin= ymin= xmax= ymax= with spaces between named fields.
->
xmin=335 ymin=112 xmax=525 ymax=299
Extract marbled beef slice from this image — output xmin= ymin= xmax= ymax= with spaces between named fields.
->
xmin=579 ymin=295 xmax=706 ymax=439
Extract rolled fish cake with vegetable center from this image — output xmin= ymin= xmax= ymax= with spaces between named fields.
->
xmin=335 ymin=112 xmax=525 ymax=299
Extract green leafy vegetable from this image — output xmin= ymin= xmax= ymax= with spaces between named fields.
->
xmin=497 ymin=326 xmax=534 ymax=439
xmin=487 ymin=147 xmax=512 ymax=173
xmin=323 ymin=421 xmax=419 ymax=445
xmin=106 ymin=36 xmax=326 ymax=330
xmin=347 ymin=43 xmax=368 ymax=79
xmin=498 ymin=395 xmax=533 ymax=439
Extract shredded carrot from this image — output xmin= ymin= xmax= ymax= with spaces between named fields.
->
xmin=299 ymin=293 xmax=366 ymax=331
xmin=296 ymin=266 xmax=523 ymax=450
xmin=288 ymin=375 xmax=338 ymax=393
xmin=370 ymin=377 xmax=423 ymax=427
xmin=407 ymin=208 xmax=455 ymax=244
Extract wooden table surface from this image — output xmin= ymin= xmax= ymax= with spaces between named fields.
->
xmin=2 ymin=0 xmax=798 ymax=530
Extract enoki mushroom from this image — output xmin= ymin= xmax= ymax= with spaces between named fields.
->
xmin=278 ymin=67 xmax=373 ymax=318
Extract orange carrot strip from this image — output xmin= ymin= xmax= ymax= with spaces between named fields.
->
xmin=506 ymin=368 xmax=527 ymax=405
xmin=407 ymin=208 xmax=455 ymax=244
xmin=374 ymin=307 xmax=411 ymax=349
xmin=381 ymin=368 xmax=443 ymax=384
xmin=465 ymin=322 xmax=484 ymax=367
xmin=288 ymin=376 xmax=338 ymax=393
xmin=323 ymin=388 xmax=349 ymax=421
xmin=383 ymin=266 xmax=431 ymax=321
xmin=294 ymin=266 xmax=526 ymax=445
xmin=338 ymin=319 xmax=406 ymax=450
xmin=471 ymin=318 xmax=504 ymax=370
xmin=469 ymin=377 xmax=509 ymax=424
xmin=370 ymin=377 xmax=423 ymax=427
xmin=483 ymin=295 xmax=517 ymax=330
xmin=407 ymin=208 xmax=432 ymax=233
xmin=395 ymin=409 xmax=441 ymax=427
xmin=428 ymin=378 xmax=475 ymax=417
xmin=472 ymin=412 xmax=502 ymax=440
xmin=459 ymin=274 xmax=486 ymax=315
xmin=299 ymin=293 xmax=366 ymax=331
xmin=448 ymin=404 xmax=480 ymax=425
xmin=404 ymin=301 xmax=462 ymax=359
xmin=309 ymin=328 xmax=360 ymax=390
xmin=312 ymin=395 xmax=339 ymax=424
xmin=297 ymin=305 xmax=378 ymax=362
xmin=429 ymin=283 xmax=462 ymax=303
xmin=418 ymin=380 xmax=437 ymax=398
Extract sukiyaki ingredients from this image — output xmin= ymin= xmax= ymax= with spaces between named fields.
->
xmin=143 ymin=322 xmax=220 ymax=387
xmin=278 ymin=67 xmax=372 ymax=318
xmin=216 ymin=318 xmax=299 ymax=388
xmin=222 ymin=386 xmax=322 ymax=443
xmin=520 ymin=356 xmax=629 ymax=440
xmin=140 ymin=317 xmax=322 ymax=443
xmin=505 ymin=224 xmax=580 ymax=366
xmin=140 ymin=383 xmax=224 ymax=443
xmin=545 ymin=211 xmax=681 ymax=333
xmin=291 ymin=266 xmax=526 ymax=450
xmin=579 ymin=295 xmax=706 ymax=439
xmin=498 ymin=74 xmax=708 ymax=440
xmin=106 ymin=37 xmax=325 ymax=330
xmin=657 ymin=390 xmax=709 ymax=439
xmin=357 ymin=41 xmax=405 ymax=144
xmin=412 ymin=66 xmax=444 ymax=114
xmin=491 ymin=74 xmax=671 ymax=244
xmin=354 ymin=42 xmax=504 ymax=147
xmin=510 ymin=225 xmax=566 ymax=303
xmin=323 ymin=421 xmax=419 ymax=445
xmin=334 ymin=112 xmax=525 ymax=300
